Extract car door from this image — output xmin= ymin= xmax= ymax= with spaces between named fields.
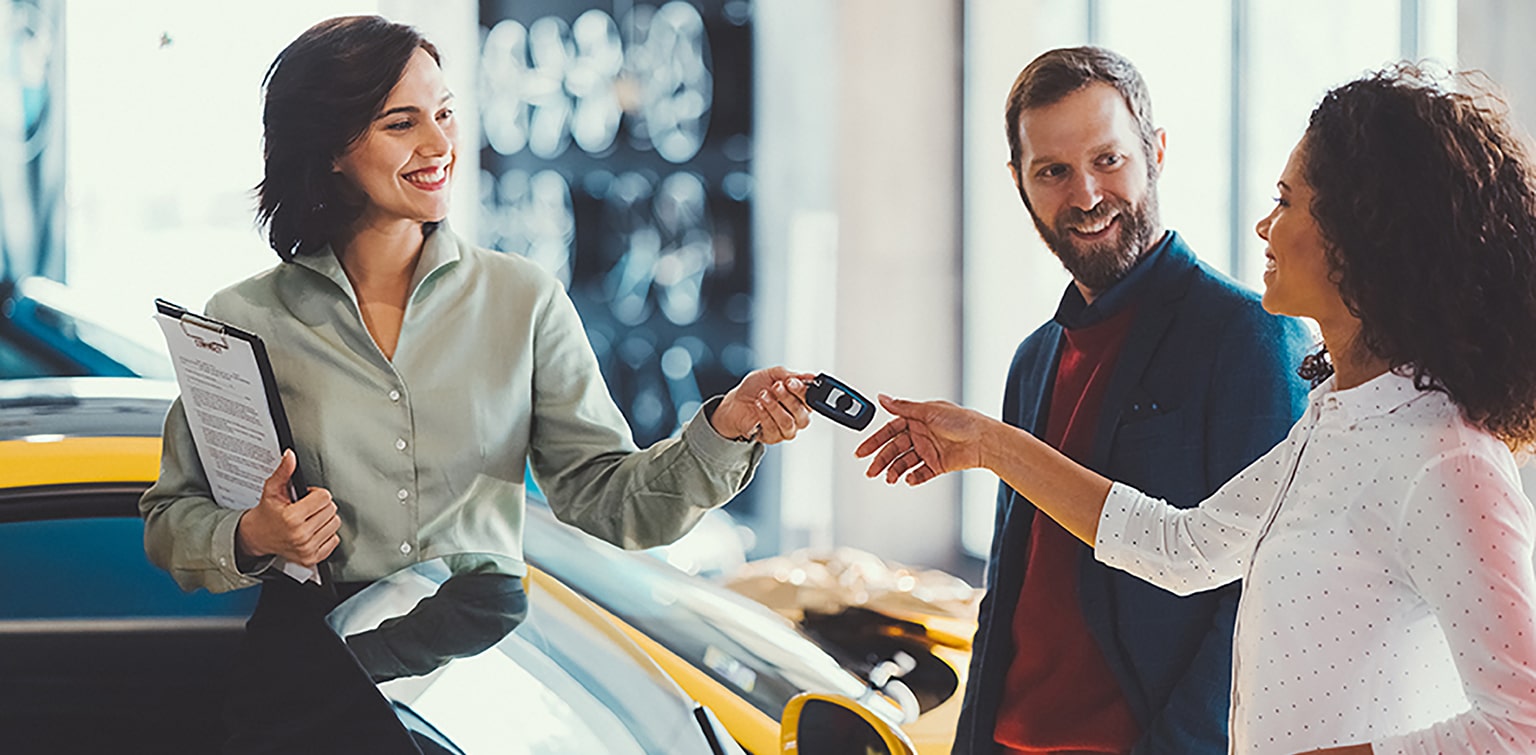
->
xmin=0 ymin=479 xmax=257 ymax=753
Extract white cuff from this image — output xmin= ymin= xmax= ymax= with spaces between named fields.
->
xmin=1093 ymin=481 xmax=1147 ymax=569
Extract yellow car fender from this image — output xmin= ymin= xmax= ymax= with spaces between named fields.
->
xmin=0 ymin=436 xmax=161 ymax=488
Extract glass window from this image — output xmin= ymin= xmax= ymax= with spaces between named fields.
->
xmin=1098 ymin=0 xmax=1233 ymax=271
xmin=0 ymin=491 xmax=255 ymax=619
xmin=1238 ymin=0 xmax=1403 ymax=285
xmin=0 ymin=327 xmax=70 ymax=379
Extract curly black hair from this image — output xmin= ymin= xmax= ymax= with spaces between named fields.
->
xmin=256 ymin=16 xmax=439 ymax=260
xmin=1302 ymin=64 xmax=1536 ymax=448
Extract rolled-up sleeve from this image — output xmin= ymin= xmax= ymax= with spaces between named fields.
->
xmin=1096 ymin=436 xmax=1296 ymax=596
xmin=527 ymin=283 xmax=763 ymax=550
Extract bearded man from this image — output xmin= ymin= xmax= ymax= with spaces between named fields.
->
xmin=950 ymin=47 xmax=1312 ymax=755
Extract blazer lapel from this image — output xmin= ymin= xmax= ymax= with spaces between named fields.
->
xmin=996 ymin=324 xmax=1063 ymax=543
xmin=1089 ymin=239 xmax=1199 ymax=469
xmin=1018 ymin=327 xmax=1063 ymax=436
xmin=1078 ymin=236 xmax=1199 ymax=726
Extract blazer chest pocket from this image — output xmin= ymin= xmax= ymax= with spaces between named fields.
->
xmin=1109 ymin=406 xmax=1204 ymax=504
xmin=1114 ymin=402 xmax=1184 ymax=443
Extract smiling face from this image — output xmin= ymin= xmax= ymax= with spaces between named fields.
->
xmin=1011 ymin=82 xmax=1165 ymax=298
xmin=332 ymin=47 xmax=457 ymax=233
xmin=1255 ymin=138 xmax=1351 ymax=327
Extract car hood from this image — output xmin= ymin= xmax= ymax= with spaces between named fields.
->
xmin=0 ymin=377 xmax=176 ymax=440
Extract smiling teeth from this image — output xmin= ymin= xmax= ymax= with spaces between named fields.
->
xmin=1072 ymin=216 xmax=1114 ymax=234
xmin=405 ymin=166 xmax=445 ymax=185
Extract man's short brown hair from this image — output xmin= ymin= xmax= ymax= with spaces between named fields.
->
xmin=1004 ymin=46 xmax=1158 ymax=170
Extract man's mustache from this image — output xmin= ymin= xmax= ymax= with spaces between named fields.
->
xmin=1057 ymin=200 xmax=1123 ymax=230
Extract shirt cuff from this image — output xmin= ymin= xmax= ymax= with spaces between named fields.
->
xmin=685 ymin=396 xmax=764 ymax=468
xmin=211 ymin=507 xmax=265 ymax=589
xmin=1093 ymin=481 xmax=1147 ymax=570
xmin=235 ymin=551 xmax=277 ymax=579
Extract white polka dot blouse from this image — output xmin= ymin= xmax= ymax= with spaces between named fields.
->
xmin=1095 ymin=369 xmax=1536 ymax=754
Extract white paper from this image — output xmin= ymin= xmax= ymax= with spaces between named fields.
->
xmin=155 ymin=312 xmax=318 ymax=584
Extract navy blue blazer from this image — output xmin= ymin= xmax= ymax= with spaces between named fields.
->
xmin=954 ymin=233 xmax=1312 ymax=755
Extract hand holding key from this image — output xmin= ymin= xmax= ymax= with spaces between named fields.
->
xmin=712 ymin=370 xmax=883 ymax=443
xmin=712 ymin=367 xmax=818 ymax=444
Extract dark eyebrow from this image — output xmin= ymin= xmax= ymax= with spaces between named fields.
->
xmin=1277 ymin=180 xmax=1292 ymax=192
xmin=374 ymin=92 xmax=455 ymax=121
xmin=1026 ymin=141 xmax=1122 ymax=170
xmin=374 ymin=106 xmax=421 ymax=121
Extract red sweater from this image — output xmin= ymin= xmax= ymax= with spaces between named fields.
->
xmin=994 ymin=305 xmax=1141 ymax=754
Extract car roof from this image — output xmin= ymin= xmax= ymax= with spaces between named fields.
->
xmin=0 ymin=377 xmax=176 ymax=441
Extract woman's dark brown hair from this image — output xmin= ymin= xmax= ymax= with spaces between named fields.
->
xmin=1303 ymin=64 xmax=1536 ymax=448
xmin=256 ymin=16 xmax=439 ymax=260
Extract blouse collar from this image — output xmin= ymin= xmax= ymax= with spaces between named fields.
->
xmin=1310 ymin=368 xmax=1426 ymax=426
xmin=291 ymin=223 xmax=462 ymax=307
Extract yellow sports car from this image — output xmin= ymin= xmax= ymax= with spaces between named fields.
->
xmin=0 ymin=377 xmax=924 ymax=754
xmin=523 ymin=502 xmax=968 ymax=754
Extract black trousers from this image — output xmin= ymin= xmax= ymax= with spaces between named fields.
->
xmin=221 ymin=578 xmax=420 ymax=755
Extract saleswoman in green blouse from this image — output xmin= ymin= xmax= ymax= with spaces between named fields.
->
xmin=139 ymin=15 xmax=813 ymax=752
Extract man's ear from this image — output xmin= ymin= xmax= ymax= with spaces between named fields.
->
xmin=1007 ymin=160 xmax=1020 ymax=188
xmin=1150 ymin=128 xmax=1167 ymax=177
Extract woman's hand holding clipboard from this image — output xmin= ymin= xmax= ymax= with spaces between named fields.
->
xmin=154 ymin=299 xmax=332 ymax=588
xmin=236 ymin=449 xmax=342 ymax=574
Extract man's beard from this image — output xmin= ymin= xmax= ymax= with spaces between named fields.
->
xmin=1030 ymin=189 xmax=1160 ymax=294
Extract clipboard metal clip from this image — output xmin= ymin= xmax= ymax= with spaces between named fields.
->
xmin=179 ymin=315 xmax=230 ymax=354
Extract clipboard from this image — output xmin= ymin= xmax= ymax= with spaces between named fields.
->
xmin=155 ymin=298 xmax=332 ymax=591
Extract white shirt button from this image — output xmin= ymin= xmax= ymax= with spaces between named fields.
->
xmin=219 ymin=557 xmax=228 ymax=567
xmin=397 ymin=488 xmax=409 ymax=501
xmin=399 ymin=542 xmax=412 ymax=555
xmin=389 ymin=390 xmax=401 ymax=402
xmin=395 ymin=438 xmax=407 ymax=451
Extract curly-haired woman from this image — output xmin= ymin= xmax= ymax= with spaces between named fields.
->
xmin=860 ymin=65 xmax=1536 ymax=754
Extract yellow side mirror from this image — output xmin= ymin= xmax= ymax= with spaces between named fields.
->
xmin=779 ymin=692 xmax=916 ymax=755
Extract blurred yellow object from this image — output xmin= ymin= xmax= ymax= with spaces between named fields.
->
xmin=725 ymin=546 xmax=981 ymax=636
xmin=0 ymin=436 xmax=161 ymax=487
xmin=725 ymin=547 xmax=982 ymax=755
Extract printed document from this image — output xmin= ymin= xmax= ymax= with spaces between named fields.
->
xmin=155 ymin=312 xmax=318 ymax=584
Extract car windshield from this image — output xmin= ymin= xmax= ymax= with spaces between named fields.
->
xmin=523 ymin=503 xmax=885 ymax=721
xmin=1 ymin=277 xmax=172 ymax=380
xmin=327 ymin=554 xmax=731 ymax=755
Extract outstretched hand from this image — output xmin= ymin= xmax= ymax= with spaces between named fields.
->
xmin=712 ymin=366 xmax=819 ymax=444
xmin=855 ymin=395 xmax=994 ymax=485
xmin=861 ymin=394 xmax=1113 ymax=544
xmin=235 ymin=449 xmax=342 ymax=567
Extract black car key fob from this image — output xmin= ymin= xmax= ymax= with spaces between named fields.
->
xmin=805 ymin=373 xmax=876 ymax=431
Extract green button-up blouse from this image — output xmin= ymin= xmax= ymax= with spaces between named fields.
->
xmin=140 ymin=226 xmax=762 ymax=593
